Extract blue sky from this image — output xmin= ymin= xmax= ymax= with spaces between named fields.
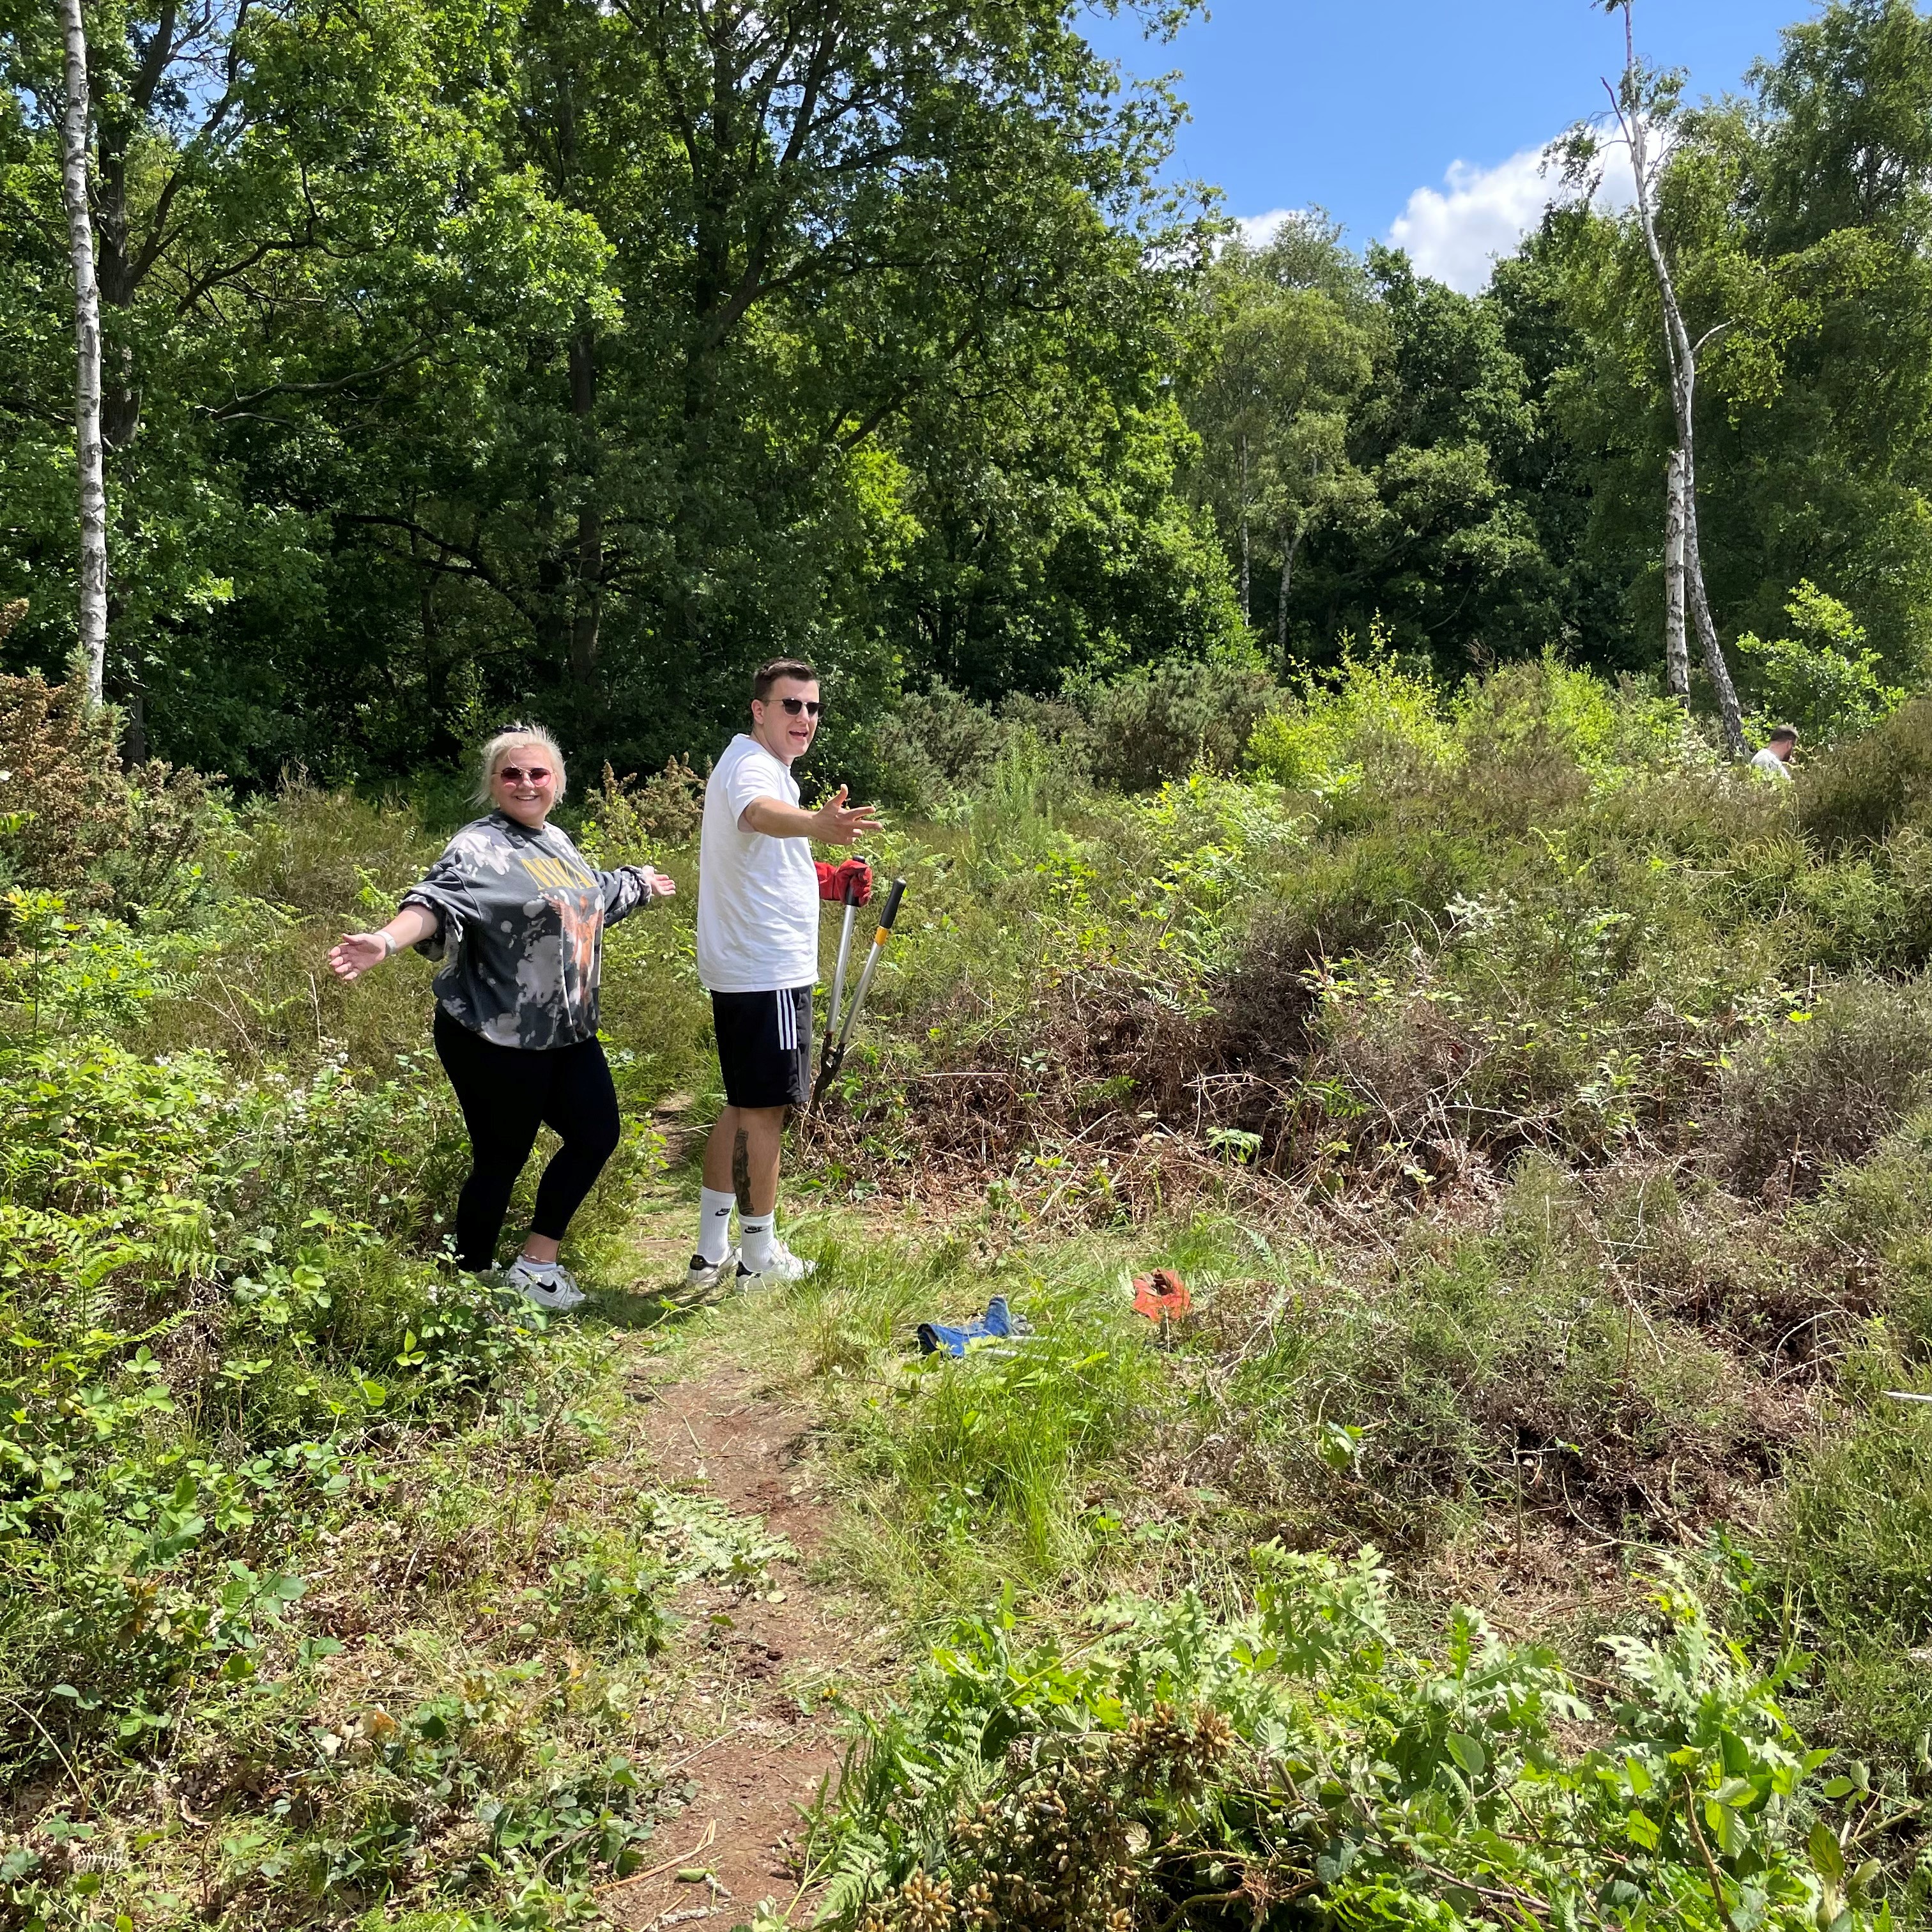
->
xmin=1083 ymin=1 xmax=1811 ymax=289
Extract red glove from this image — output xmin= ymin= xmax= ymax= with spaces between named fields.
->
xmin=816 ymin=858 xmax=873 ymax=905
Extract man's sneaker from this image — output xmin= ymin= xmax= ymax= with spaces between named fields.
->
xmin=684 ymin=1250 xmax=739 ymax=1299
xmin=735 ymin=1239 xmax=816 ymax=1291
xmin=504 ymin=1257 xmax=586 ymax=1312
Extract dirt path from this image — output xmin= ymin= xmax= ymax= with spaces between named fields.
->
xmin=600 ymin=1337 xmax=882 ymax=1932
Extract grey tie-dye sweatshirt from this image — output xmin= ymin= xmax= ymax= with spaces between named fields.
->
xmin=399 ymin=812 xmax=656 ymax=1049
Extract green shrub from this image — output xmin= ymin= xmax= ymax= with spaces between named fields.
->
xmin=0 ymin=671 xmax=226 ymax=933
xmin=1718 ymin=976 xmax=1932 ymax=1194
xmin=823 ymin=1560 xmax=1872 ymax=1932
xmin=1245 ymin=636 xmax=1451 ymax=799
xmin=580 ymin=755 xmax=707 ymax=854
xmin=1075 ymin=657 xmax=1277 ymax=792
xmin=1798 ymin=695 xmax=1932 ymax=852
xmin=1736 ymin=582 xmax=1903 ymax=750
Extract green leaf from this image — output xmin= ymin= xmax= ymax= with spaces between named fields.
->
xmin=1808 ymin=1820 xmax=1845 ymax=1883
xmin=1707 ymin=1801 xmax=1748 ymax=1860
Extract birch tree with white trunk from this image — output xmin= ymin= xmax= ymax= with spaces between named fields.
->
xmin=1663 ymin=448 xmax=1689 ymax=696
xmin=56 ymin=0 xmax=107 ymax=705
xmin=1603 ymin=0 xmax=1744 ymax=756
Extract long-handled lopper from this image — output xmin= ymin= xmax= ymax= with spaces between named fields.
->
xmin=811 ymin=872 xmax=907 ymax=1113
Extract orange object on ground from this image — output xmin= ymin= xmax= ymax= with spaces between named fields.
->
xmin=1131 ymin=1268 xmax=1192 ymax=1322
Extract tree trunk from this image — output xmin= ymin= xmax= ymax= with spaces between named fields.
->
xmin=1663 ymin=448 xmax=1689 ymax=696
xmin=1616 ymin=3 xmax=1744 ymax=756
xmin=91 ymin=0 xmax=169 ymax=451
xmin=1276 ymin=521 xmax=1305 ymax=670
xmin=567 ymin=329 xmax=602 ymax=685
xmin=57 ymin=0 xmax=107 ymax=704
xmin=1238 ymin=434 xmax=1251 ymax=627
xmin=1683 ymin=511 xmax=1745 ymax=756
xmin=569 ymin=503 xmax=602 ymax=684
xmin=95 ymin=142 xmax=142 ymax=449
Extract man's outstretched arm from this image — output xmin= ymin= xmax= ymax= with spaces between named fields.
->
xmin=740 ymin=784 xmax=882 ymax=847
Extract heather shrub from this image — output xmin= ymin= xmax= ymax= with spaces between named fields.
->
xmin=1209 ymin=1160 xmax=1780 ymax=1549
xmin=1075 ymin=656 xmax=1277 ymax=791
xmin=1718 ymin=975 xmax=1932 ymax=1194
xmin=226 ymin=773 xmax=437 ymax=916
xmin=1798 ymin=693 xmax=1932 ymax=851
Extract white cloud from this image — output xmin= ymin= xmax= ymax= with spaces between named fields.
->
xmin=1231 ymin=208 xmax=1302 ymax=250
xmin=1387 ymin=135 xmax=1635 ymax=293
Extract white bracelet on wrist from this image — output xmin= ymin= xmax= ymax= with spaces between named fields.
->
xmin=379 ymin=931 xmax=398 ymax=958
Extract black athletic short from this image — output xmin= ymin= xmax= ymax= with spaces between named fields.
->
xmin=712 ymin=986 xmax=813 ymax=1110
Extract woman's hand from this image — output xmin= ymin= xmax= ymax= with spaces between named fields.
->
xmin=648 ymin=870 xmax=677 ymax=898
xmin=329 ymin=905 xmax=436 ymax=983
xmin=328 ymin=933 xmax=390 ymax=981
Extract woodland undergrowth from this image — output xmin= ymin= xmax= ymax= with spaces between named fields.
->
xmin=6 ymin=656 xmax=1932 ymax=1927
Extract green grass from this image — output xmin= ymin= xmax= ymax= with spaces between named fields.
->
xmin=743 ymin=1227 xmax=1184 ymax=1622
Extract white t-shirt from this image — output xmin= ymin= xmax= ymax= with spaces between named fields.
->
xmin=696 ymin=733 xmax=820 ymax=992
xmin=1750 ymin=746 xmax=1794 ymax=779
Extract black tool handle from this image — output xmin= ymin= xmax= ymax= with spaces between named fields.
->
xmin=877 ymin=877 xmax=907 ymax=930
xmin=843 ymin=856 xmax=870 ymax=906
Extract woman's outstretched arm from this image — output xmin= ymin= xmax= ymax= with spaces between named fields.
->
xmin=597 ymin=862 xmax=677 ymax=926
xmin=328 ymin=903 xmax=440 ymax=981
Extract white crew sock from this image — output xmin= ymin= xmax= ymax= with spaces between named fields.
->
xmin=695 ymin=1188 xmax=737 ymax=1266
xmin=739 ymin=1212 xmax=776 ymax=1270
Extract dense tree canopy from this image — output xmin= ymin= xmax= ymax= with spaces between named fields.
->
xmin=0 ymin=0 xmax=1232 ymax=779
xmin=6 ymin=0 xmax=1932 ymax=778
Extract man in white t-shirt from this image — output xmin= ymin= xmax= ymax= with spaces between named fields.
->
xmin=688 ymin=658 xmax=880 ymax=1293
xmin=1750 ymin=724 xmax=1797 ymax=779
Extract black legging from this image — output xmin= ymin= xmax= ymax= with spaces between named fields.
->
xmin=433 ymin=1006 xmax=622 ymax=1271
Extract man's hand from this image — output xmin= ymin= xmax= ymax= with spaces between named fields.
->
xmin=647 ymin=870 xmax=677 ymax=898
xmin=739 ymin=788 xmax=884 ymax=843
xmin=811 ymin=785 xmax=882 ymax=847
xmin=816 ymin=858 xmax=873 ymax=905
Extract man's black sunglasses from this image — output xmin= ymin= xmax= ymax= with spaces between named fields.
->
xmin=774 ymin=696 xmax=822 ymax=717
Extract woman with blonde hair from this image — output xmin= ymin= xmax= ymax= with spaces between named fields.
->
xmin=328 ymin=725 xmax=674 ymax=1310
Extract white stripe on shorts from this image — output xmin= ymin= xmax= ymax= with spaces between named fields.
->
xmin=776 ymin=989 xmax=794 ymax=1051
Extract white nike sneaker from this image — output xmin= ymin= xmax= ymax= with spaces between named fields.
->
xmin=683 ymin=1250 xmax=739 ymax=1298
xmin=735 ymin=1239 xmax=816 ymax=1291
xmin=504 ymin=1257 xmax=587 ymax=1312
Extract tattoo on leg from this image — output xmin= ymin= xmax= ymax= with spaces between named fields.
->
xmin=732 ymin=1130 xmax=753 ymax=1213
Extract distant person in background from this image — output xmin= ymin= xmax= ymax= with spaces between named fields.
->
xmin=327 ymin=724 xmax=675 ymax=1312
xmin=688 ymin=659 xmax=878 ymax=1296
xmin=1751 ymin=724 xmax=1798 ymax=779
